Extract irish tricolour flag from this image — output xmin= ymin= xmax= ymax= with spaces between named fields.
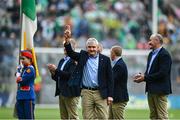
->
xmin=21 ymin=0 xmax=39 ymax=77
xmin=21 ymin=0 xmax=37 ymax=50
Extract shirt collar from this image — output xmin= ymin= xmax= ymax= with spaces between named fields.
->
xmin=112 ymin=56 xmax=121 ymax=65
xmin=64 ymin=56 xmax=70 ymax=61
xmin=152 ymin=46 xmax=162 ymax=54
xmin=89 ymin=53 xmax=99 ymax=59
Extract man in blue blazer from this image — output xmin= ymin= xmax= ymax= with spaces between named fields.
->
xmin=109 ymin=45 xmax=129 ymax=119
xmin=134 ymin=34 xmax=172 ymax=119
xmin=64 ymin=25 xmax=113 ymax=119
xmin=47 ymin=40 xmax=80 ymax=119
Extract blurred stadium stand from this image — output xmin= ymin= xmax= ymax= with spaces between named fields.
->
xmin=0 ymin=0 xmax=180 ymax=108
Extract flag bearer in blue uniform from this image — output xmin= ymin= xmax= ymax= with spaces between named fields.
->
xmin=15 ymin=50 xmax=36 ymax=119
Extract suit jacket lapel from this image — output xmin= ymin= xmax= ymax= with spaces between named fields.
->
xmin=58 ymin=59 xmax=65 ymax=69
xmin=149 ymin=47 xmax=163 ymax=70
xmin=113 ymin=58 xmax=121 ymax=69
xmin=146 ymin=52 xmax=153 ymax=73
xmin=63 ymin=59 xmax=71 ymax=70
xmin=146 ymin=47 xmax=163 ymax=73
xmin=98 ymin=54 xmax=104 ymax=76
xmin=148 ymin=52 xmax=153 ymax=63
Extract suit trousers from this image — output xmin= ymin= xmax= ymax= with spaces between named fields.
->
xmin=81 ymin=89 xmax=109 ymax=119
xmin=147 ymin=93 xmax=168 ymax=119
xmin=59 ymin=95 xmax=80 ymax=120
xmin=109 ymin=101 xmax=127 ymax=119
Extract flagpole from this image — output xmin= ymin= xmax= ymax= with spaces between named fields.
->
xmin=152 ymin=0 xmax=158 ymax=34
xmin=32 ymin=48 xmax=40 ymax=77
xmin=14 ymin=2 xmax=23 ymax=118
xmin=20 ymin=0 xmax=40 ymax=78
xmin=19 ymin=0 xmax=23 ymax=64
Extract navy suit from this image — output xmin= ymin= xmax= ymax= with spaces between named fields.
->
xmin=112 ymin=58 xmax=129 ymax=103
xmin=51 ymin=58 xmax=80 ymax=97
xmin=144 ymin=47 xmax=172 ymax=95
xmin=64 ymin=43 xmax=113 ymax=99
xmin=51 ymin=57 xmax=80 ymax=119
xmin=144 ymin=47 xmax=172 ymax=119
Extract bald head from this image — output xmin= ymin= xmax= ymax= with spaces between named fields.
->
xmin=150 ymin=33 xmax=163 ymax=44
xmin=148 ymin=33 xmax=163 ymax=50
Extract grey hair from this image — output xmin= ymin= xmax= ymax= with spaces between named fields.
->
xmin=86 ymin=38 xmax=99 ymax=46
xmin=150 ymin=33 xmax=163 ymax=44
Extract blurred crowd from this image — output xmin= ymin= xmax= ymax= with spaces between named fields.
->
xmin=0 ymin=0 xmax=180 ymax=49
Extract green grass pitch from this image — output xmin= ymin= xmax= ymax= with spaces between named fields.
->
xmin=0 ymin=107 xmax=179 ymax=119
